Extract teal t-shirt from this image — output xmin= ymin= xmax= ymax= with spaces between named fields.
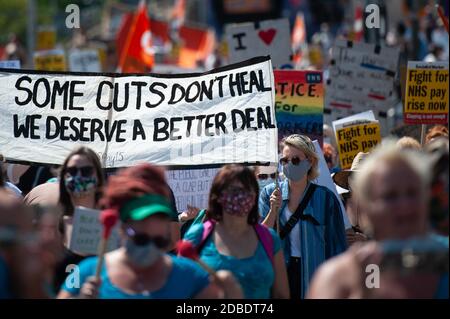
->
xmin=61 ymin=255 xmax=209 ymax=299
xmin=184 ymin=223 xmax=282 ymax=299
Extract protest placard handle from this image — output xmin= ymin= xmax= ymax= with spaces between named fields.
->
xmin=275 ymin=169 xmax=281 ymax=234
xmin=95 ymin=238 xmax=108 ymax=280
xmin=95 ymin=209 xmax=118 ymax=281
xmin=420 ymin=124 xmax=427 ymax=145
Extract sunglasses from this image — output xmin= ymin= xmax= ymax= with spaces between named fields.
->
xmin=66 ymin=166 xmax=94 ymax=177
xmin=257 ymin=173 xmax=277 ymax=180
xmin=126 ymin=228 xmax=170 ymax=248
xmin=279 ymin=156 xmax=303 ymax=166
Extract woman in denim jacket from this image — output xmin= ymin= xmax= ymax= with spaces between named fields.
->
xmin=259 ymin=134 xmax=347 ymax=298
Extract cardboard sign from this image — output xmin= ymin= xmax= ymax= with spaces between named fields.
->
xmin=69 ymin=207 xmax=121 ymax=255
xmin=225 ymin=18 xmax=292 ymax=69
xmin=166 ymin=168 xmax=219 ymax=212
xmin=404 ymin=61 xmax=449 ymax=125
xmin=0 ymin=60 xmax=21 ymax=69
xmin=333 ymin=111 xmax=381 ymax=169
xmin=326 ymin=40 xmax=399 ymax=123
xmin=312 ymin=140 xmax=351 ymax=229
xmin=68 ymin=49 xmax=101 ymax=72
xmin=33 ymin=49 xmax=66 ymax=71
xmin=274 ymin=70 xmax=323 ymax=143
xmin=0 ymin=56 xmax=278 ymax=168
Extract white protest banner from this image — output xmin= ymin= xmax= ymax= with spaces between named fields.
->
xmin=332 ymin=111 xmax=381 ymax=170
xmin=166 ymin=167 xmax=219 ymax=213
xmin=404 ymin=61 xmax=449 ymax=125
xmin=0 ymin=56 xmax=278 ymax=168
xmin=225 ymin=18 xmax=292 ymax=69
xmin=69 ymin=207 xmax=121 ymax=255
xmin=312 ymin=140 xmax=351 ymax=229
xmin=0 ymin=60 xmax=21 ymax=69
xmin=68 ymin=49 xmax=101 ymax=72
xmin=325 ymin=40 xmax=399 ymax=123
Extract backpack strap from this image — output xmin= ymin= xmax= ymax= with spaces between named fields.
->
xmin=254 ymin=223 xmax=274 ymax=265
xmin=197 ymin=218 xmax=216 ymax=253
xmin=279 ymin=183 xmax=317 ymax=240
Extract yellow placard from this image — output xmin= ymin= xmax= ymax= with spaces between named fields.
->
xmin=335 ymin=122 xmax=381 ymax=169
xmin=404 ymin=62 xmax=449 ymax=124
xmin=34 ymin=53 xmax=66 ymax=71
xmin=36 ymin=29 xmax=56 ymax=51
xmin=97 ymin=47 xmax=106 ymax=72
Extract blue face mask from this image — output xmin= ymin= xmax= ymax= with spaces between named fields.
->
xmin=258 ymin=178 xmax=275 ymax=190
xmin=125 ymin=239 xmax=163 ymax=267
xmin=282 ymin=160 xmax=311 ymax=182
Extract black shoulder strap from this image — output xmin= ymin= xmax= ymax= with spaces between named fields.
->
xmin=279 ymin=184 xmax=317 ymax=240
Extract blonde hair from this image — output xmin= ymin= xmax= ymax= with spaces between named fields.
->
xmin=396 ymin=136 xmax=421 ymax=151
xmin=351 ymin=139 xmax=430 ymax=203
xmin=281 ymin=134 xmax=319 ymax=180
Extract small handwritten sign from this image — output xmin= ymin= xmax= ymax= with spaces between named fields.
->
xmin=69 ymin=206 xmax=121 ymax=255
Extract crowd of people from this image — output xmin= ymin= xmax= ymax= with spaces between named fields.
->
xmin=0 ymin=125 xmax=448 ymax=299
xmin=0 ymin=0 xmax=448 ymax=301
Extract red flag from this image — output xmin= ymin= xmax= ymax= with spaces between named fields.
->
xmin=116 ymin=12 xmax=134 ymax=55
xmin=118 ymin=1 xmax=154 ymax=73
xmin=291 ymin=13 xmax=306 ymax=64
xmin=291 ymin=13 xmax=306 ymax=49
xmin=353 ymin=3 xmax=364 ymax=42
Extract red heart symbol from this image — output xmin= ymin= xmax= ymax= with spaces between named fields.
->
xmin=258 ymin=29 xmax=277 ymax=45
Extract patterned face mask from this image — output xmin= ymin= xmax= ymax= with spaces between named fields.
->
xmin=220 ymin=191 xmax=255 ymax=217
xmin=64 ymin=175 xmax=97 ymax=197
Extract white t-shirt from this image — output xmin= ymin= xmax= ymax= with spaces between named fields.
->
xmin=282 ymin=205 xmax=301 ymax=258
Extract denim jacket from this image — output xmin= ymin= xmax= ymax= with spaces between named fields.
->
xmin=259 ymin=180 xmax=347 ymax=298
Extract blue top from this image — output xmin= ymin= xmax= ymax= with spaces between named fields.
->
xmin=259 ymin=180 xmax=347 ymax=298
xmin=0 ymin=255 xmax=11 ymax=299
xmin=184 ymin=223 xmax=282 ymax=299
xmin=61 ymin=255 xmax=210 ymax=299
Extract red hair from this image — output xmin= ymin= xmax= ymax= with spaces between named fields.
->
xmin=100 ymin=163 xmax=170 ymax=210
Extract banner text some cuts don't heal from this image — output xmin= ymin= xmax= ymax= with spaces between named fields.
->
xmin=0 ymin=57 xmax=278 ymax=167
